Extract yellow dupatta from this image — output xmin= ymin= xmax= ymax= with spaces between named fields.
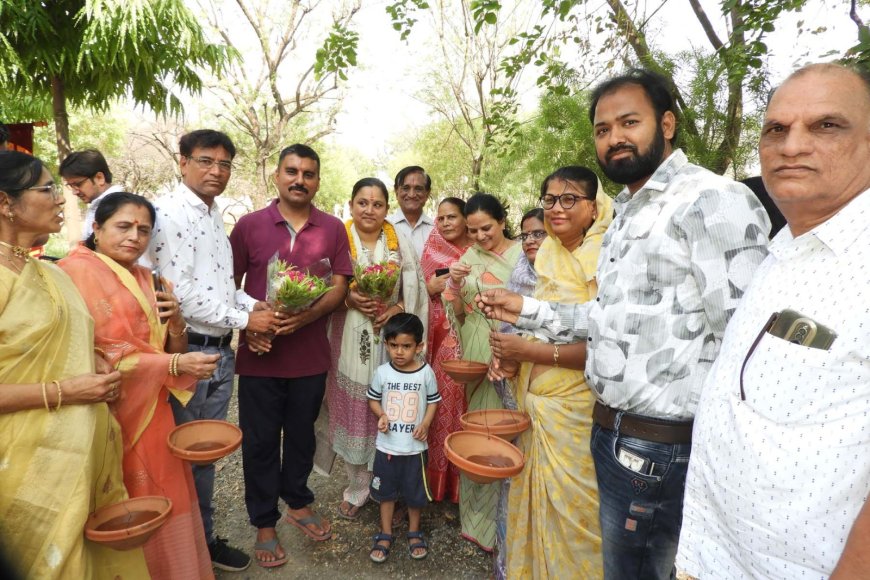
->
xmin=0 ymin=259 xmax=148 ymax=579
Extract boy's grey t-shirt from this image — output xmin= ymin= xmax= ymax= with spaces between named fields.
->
xmin=367 ymin=361 xmax=441 ymax=455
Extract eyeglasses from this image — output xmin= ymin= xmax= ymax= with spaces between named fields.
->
xmin=17 ymin=183 xmax=64 ymax=200
xmin=539 ymin=193 xmax=590 ymax=210
xmin=187 ymin=156 xmax=234 ymax=172
xmin=518 ymin=229 xmax=547 ymax=243
xmin=64 ymin=176 xmax=92 ymax=190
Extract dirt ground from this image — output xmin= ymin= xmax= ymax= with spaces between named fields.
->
xmin=211 ymin=384 xmax=492 ymax=579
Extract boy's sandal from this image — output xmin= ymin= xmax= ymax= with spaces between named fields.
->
xmin=407 ymin=531 xmax=428 ymax=560
xmin=369 ymin=533 xmax=393 ymax=563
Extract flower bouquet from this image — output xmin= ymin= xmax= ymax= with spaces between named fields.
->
xmin=266 ymin=255 xmax=332 ymax=314
xmin=353 ymin=259 xmax=401 ymax=315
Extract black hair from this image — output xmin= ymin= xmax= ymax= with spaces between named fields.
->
xmin=588 ymin=68 xmax=678 ymax=145
xmin=521 ymin=207 xmax=544 ymax=228
xmin=0 ymin=124 xmax=9 ymax=145
xmin=394 ymin=166 xmax=432 ymax=192
xmin=277 ymin=143 xmax=320 ymax=173
xmin=0 ymin=151 xmax=45 ymax=199
xmin=383 ymin=312 xmax=425 ymax=344
xmin=540 ymin=166 xmax=599 ymax=200
xmin=179 ymin=129 xmax=236 ymax=159
xmin=85 ymin=192 xmax=156 ymax=250
xmin=439 ymin=196 xmax=466 ymax=213
xmin=59 ymin=149 xmax=113 ymax=183
xmin=464 ymin=192 xmax=511 ymax=239
xmin=351 ymin=177 xmax=389 ymax=202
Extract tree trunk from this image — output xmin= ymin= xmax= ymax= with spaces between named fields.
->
xmin=50 ymin=75 xmax=82 ymax=245
xmin=471 ymin=155 xmax=483 ymax=192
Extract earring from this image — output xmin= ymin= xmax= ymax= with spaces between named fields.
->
xmin=94 ymin=237 xmax=99 ymax=246
xmin=6 ymin=213 xmax=13 ymax=223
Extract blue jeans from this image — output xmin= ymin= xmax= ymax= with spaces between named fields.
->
xmin=590 ymin=422 xmax=690 ymax=580
xmin=170 ymin=343 xmax=235 ymax=543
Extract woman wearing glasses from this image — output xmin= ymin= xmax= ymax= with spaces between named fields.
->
xmin=0 ymin=151 xmax=149 ymax=578
xmin=490 ymin=166 xmax=613 ymax=578
xmin=444 ymin=193 xmax=522 ymax=552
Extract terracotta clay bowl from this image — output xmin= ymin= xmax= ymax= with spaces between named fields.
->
xmin=167 ymin=420 xmax=242 ymax=466
xmin=444 ymin=431 xmax=525 ymax=484
xmin=441 ymin=359 xmax=488 ymax=384
xmin=85 ymin=496 xmax=172 ymax=551
xmin=460 ymin=409 xmax=531 ymax=440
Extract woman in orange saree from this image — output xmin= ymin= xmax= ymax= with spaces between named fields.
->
xmin=59 ymin=192 xmax=220 ymax=580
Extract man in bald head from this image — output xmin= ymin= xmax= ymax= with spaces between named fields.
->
xmin=676 ymin=63 xmax=870 ymax=578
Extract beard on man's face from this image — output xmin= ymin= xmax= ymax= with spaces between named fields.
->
xmin=597 ymin=125 xmax=667 ymax=185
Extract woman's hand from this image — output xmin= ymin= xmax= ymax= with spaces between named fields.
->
xmin=488 ymin=357 xmax=519 ymax=382
xmin=346 ymin=288 xmax=381 ymax=319
xmin=426 ymin=273 xmax=449 ymax=296
xmin=61 ymin=371 xmax=123 ymax=404
xmin=155 ymin=278 xmax=184 ymax=327
xmin=177 ymin=352 xmax=220 ymax=380
xmin=448 ymin=262 xmax=471 ymax=287
xmin=490 ymin=331 xmax=531 ymax=362
xmin=373 ymin=303 xmax=404 ymax=333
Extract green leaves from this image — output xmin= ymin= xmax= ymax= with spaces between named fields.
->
xmin=314 ymin=23 xmax=360 ymax=82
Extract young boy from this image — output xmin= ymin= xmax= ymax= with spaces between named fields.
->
xmin=366 ymin=313 xmax=441 ymax=562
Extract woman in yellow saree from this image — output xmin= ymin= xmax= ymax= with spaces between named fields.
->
xmin=59 ymin=192 xmax=219 ymax=579
xmin=0 ymin=152 xmax=148 ymax=579
xmin=490 ymin=166 xmax=613 ymax=578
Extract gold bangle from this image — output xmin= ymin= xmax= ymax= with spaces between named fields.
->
xmin=395 ymin=303 xmax=405 ymax=312
xmin=41 ymin=382 xmax=50 ymax=412
xmin=94 ymin=347 xmax=107 ymax=358
xmin=553 ymin=344 xmax=560 ymax=368
xmin=53 ymin=380 xmax=62 ymax=411
xmin=344 ymin=297 xmax=351 ymax=310
xmin=174 ymin=353 xmax=181 ymax=377
xmin=168 ymin=326 xmax=187 ymax=337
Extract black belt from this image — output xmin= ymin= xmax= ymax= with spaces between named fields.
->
xmin=187 ymin=331 xmax=233 ymax=348
xmin=593 ymin=401 xmax=693 ymax=445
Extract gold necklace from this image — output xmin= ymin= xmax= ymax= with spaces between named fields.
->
xmin=0 ymin=241 xmax=28 ymax=274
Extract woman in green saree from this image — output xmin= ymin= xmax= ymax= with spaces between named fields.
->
xmin=443 ymin=193 xmax=521 ymax=551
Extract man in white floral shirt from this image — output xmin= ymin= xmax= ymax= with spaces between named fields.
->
xmin=478 ymin=69 xmax=770 ymax=579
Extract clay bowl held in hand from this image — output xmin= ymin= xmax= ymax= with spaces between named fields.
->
xmin=441 ymin=359 xmax=488 ymax=383
xmin=460 ymin=409 xmax=531 ymax=440
xmin=167 ymin=420 xmax=242 ymax=466
xmin=84 ymin=496 xmax=172 ymax=551
xmin=444 ymin=431 xmax=525 ymax=484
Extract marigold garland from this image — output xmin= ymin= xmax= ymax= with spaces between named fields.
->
xmin=345 ymin=219 xmax=399 ymax=262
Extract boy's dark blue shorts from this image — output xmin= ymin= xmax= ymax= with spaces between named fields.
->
xmin=370 ymin=449 xmax=431 ymax=508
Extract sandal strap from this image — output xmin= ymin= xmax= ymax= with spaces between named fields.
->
xmin=373 ymin=532 xmax=394 ymax=543
xmin=407 ymin=531 xmax=428 ymax=547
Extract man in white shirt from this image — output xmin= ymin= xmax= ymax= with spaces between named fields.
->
xmin=478 ymin=69 xmax=770 ymax=579
xmin=59 ymin=148 xmax=124 ymax=239
xmin=148 ymin=129 xmax=277 ymax=572
xmin=388 ymin=165 xmax=434 ymax=258
xmin=676 ymin=63 xmax=870 ymax=579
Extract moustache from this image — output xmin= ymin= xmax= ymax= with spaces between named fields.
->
xmin=606 ymin=144 xmax=638 ymax=160
xmin=289 ymin=185 xmax=309 ymax=194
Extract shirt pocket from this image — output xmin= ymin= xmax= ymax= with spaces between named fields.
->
xmin=741 ymin=332 xmax=840 ymax=424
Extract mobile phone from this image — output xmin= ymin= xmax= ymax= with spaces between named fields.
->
xmin=435 ymin=268 xmax=449 ymax=277
xmin=768 ymin=308 xmax=836 ymax=350
xmin=152 ymin=268 xmax=169 ymax=324
xmin=617 ymin=447 xmax=652 ymax=475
